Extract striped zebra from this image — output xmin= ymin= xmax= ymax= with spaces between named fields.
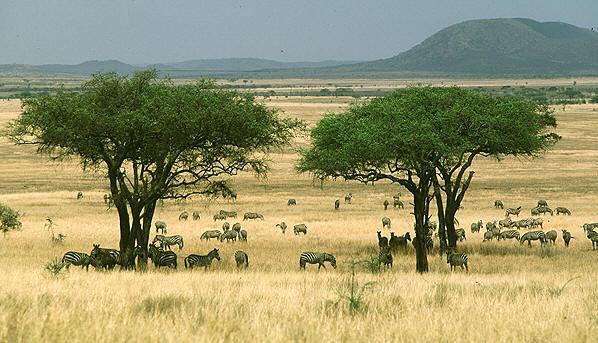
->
xmin=90 ymin=244 xmax=120 ymax=270
xmin=532 ymin=206 xmax=553 ymax=216
xmin=446 ymin=251 xmax=468 ymax=272
xmin=498 ymin=230 xmax=520 ymax=241
xmin=382 ymin=217 xmax=391 ymax=229
xmin=220 ymin=230 xmax=238 ymax=242
xmin=383 ymin=199 xmax=389 ymax=210
xmin=155 ymin=221 xmax=168 ymax=234
xmin=470 ymin=220 xmax=483 ymax=233
xmin=505 ymin=206 xmax=522 ymax=217
xmin=243 ymin=212 xmax=264 ymax=220
xmin=555 ymin=207 xmax=571 ymax=215
xmin=179 ymin=211 xmax=189 ymax=221
xmin=213 ymin=213 xmax=227 ymax=221
xmin=377 ymin=231 xmax=389 ymax=249
xmin=222 ymin=222 xmax=231 ymax=232
xmin=293 ymin=224 xmax=308 ymax=235
xmin=562 ymin=229 xmax=572 ymax=247
xmin=537 ymin=200 xmax=549 ymax=207
xmin=287 ymin=199 xmax=297 ymax=206
xmin=299 ymin=252 xmax=337 ymax=270
xmin=583 ymin=223 xmax=598 ymax=234
xmin=200 ymin=230 xmax=221 ymax=241
xmin=232 ymin=222 xmax=241 ymax=232
xmin=235 ymin=250 xmax=249 ymax=269
xmin=499 ymin=217 xmax=512 ymax=228
xmin=494 ymin=200 xmax=504 ymax=209
xmin=152 ymin=235 xmax=184 ymax=250
xmin=184 ymin=248 xmax=221 ymax=270
xmin=239 ymin=229 xmax=248 ymax=242
xmin=586 ymin=229 xmax=598 ymax=250
xmin=219 ymin=210 xmax=238 ymax=218
xmin=388 ymin=232 xmax=411 ymax=252
xmin=334 ymin=199 xmax=340 ymax=210
xmin=532 ymin=218 xmax=543 ymax=229
xmin=413 ymin=235 xmax=433 ymax=252
xmin=192 ymin=211 xmax=201 ymax=220
xmin=545 ymin=230 xmax=558 ymax=244
xmin=455 ymin=228 xmax=466 ymax=241
xmin=276 ymin=222 xmax=287 ymax=234
xmin=483 ymin=231 xmax=494 ymax=241
xmin=62 ymin=251 xmax=92 ymax=271
xmin=520 ymin=231 xmax=546 ymax=247
xmin=393 ymin=199 xmax=404 ymax=209
xmin=148 ymin=244 xmax=177 ymax=269
xmin=379 ymin=247 xmax=393 ymax=269
xmin=344 ymin=193 xmax=352 ymax=204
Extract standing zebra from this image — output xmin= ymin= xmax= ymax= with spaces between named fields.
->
xmin=232 ymin=222 xmax=241 ymax=232
xmin=555 ymin=207 xmax=571 ymax=215
xmin=498 ymin=230 xmax=520 ymax=241
xmin=239 ymin=229 xmax=248 ymax=242
xmin=152 ymin=234 xmax=184 ymax=250
xmin=192 ymin=211 xmax=201 ymax=220
xmin=470 ymin=220 xmax=483 ymax=233
xmin=334 ymin=199 xmax=340 ymax=210
xmin=382 ymin=217 xmax=391 ymax=229
xmin=505 ymin=206 xmax=522 ymax=217
xmin=155 ymin=221 xmax=168 ymax=234
xmin=276 ymin=222 xmax=287 ymax=234
xmin=200 ymin=230 xmax=221 ymax=241
xmin=537 ymin=200 xmax=549 ymax=207
xmin=562 ymin=229 xmax=572 ymax=247
xmin=148 ymin=244 xmax=177 ymax=269
xmin=446 ymin=251 xmax=468 ymax=272
xmin=287 ymin=199 xmax=297 ymax=206
xmin=235 ymin=250 xmax=249 ymax=269
xmin=90 ymin=244 xmax=120 ymax=270
xmin=520 ymin=231 xmax=546 ymax=247
xmin=377 ymin=231 xmax=389 ymax=249
xmin=184 ymin=248 xmax=221 ymax=270
xmin=383 ymin=199 xmax=389 ymax=210
xmin=213 ymin=213 xmax=227 ymax=221
xmin=379 ymin=247 xmax=393 ymax=269
xmin=62 ymin=251 xmax=92 ymax=271
xmin=393 ymin=199 xmax=404 ymax=209
xmin=545 ymin=230 xmax=558 ymax=244
xmin=76 ymin=191 xmax=84 ymax=200
xmin=293 ymin=224 xmax=308 ymax=235
xmin=179 ymin=211 xmax=189 ymax=221
xmin=455 ymin=228 xmax=466 ymax=241
xmin=220 ymin=230 xmax=238 ymax=242
xmin=483 ymin=231 xmax=494 ymax=241
xmin=299 ymin=252 xmax=337 ymax=270
xmin=222 ymin=222 xmax=231 ymax=232
xmin=344 ymin=193 xmax=352 ymax=204
xmin=494 ymin=200 xmax=504 ymax=209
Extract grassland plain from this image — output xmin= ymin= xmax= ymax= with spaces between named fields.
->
xmin=1 ymin=93 xmax=598 ymax=343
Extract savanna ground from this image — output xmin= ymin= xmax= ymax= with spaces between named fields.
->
xmin=1 ymin=79 xmax=598 ymax=342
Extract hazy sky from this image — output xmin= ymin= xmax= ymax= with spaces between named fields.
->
xmin=2 ymin=0 xmax=597 ymax=65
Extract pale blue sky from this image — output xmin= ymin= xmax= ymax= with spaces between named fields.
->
xmin=2 ymin=0 xmax=597 ymax=64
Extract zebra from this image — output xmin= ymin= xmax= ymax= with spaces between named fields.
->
xmin=334 ymin=199 xmax=340 ymax=210
xmin=299 ymin=252 xmax=337 ymax=270
xmin=184 ymin=248 xmax=221 ymax=270
xmin=583 ymin=223 xmax=598 ymax=234
xmin=383 ymin=199 xmax=389 ymax=210
xmin=586 ymin=229 xmax=598 ymax=250
xmin=287 ymin=199 xmax=297 ymax=206
xmin=230 ymin=191 xmax=237 ymax=202
xmin=377 ymin=231 xmax=389 ymax=249
xmin=192 ymin=211 xmax=201 ymax=220
xmin=455 ymin=228 xmax=466 ymax=241
xmin=103 ymin=194 xmax=114 ymax=209
xmin=494 ymin=200 xmax=504 ymax=209
xmin=152 ymin=234 xmax=184 ymax=250
xmin=382 ymin=217 xmax=391 ymax=229
xmin=446 ymin=251 xmax=468 ymax=272
xmin=232 ymin=222 xmax=241 ymax=232
xmin=379 ymin=247 xmax=393 ymax=269
xmin=555 ymin=207 xmax=571 ymax=215
xmin=532 ymin=206 xmax=553 ymax=216
xmin=344 ymin=193 xmax=353 ymax=204
xmin=276 ymin=222 xmax=287 ymax=234
xmin=531 ymin=207 xmax=540 ymax=216
xmin=219 ymin=210 xmax=237 ymax=218
xmin=506 ymin=206 xmax=522 ymax=217
xmin=222 ymin=222 xmax=231 ymax=232
xmin=545 ymin=230 xmax=557 ymax=244
xmin=243 ymin=212 xmax=264 ymax=220
xmin=235 ymin=250 xmax=249 ymax=269
xmin=532 ymin=218 xmax=543 ymax=229
xmin=389 ymin=232 xmax=411 ymax=253
xmin=62 ymin=251 xmax=92 ymax=271
xmin=470 ymin=220 xmax=483 ymax=233
xmin=213 ymin=213 xmax=227 ymax=221
xmin=239 ymin=229 xmax=248 ymax=242
xmin=76 ymin=191 xmax=83 ymax=200
xmin=90 ymin=244 xmax=120 ymax=270
xmin=562 ymin=229 xmax=572 ymax=247
xmin=148 ymin=244 xmax=177 ymax=269
xmin=220 ymin=230 xmax=238 ymax=242
xmin=179 ymin=211 xmax=189 ymax=221
xmin=520 ymin=231 xmax=546 ymax=247
xmin=200 ymin=230 xmax=221 ymax=241
xmin=486 ymin=221 xmax=498 ymax=232
xmin=393 ymin=199 xmax=404 ymax=209
xmin=413 ymin=235 xmax=433 ymax=252
xmin=483 ymin=231 xmax=494 ymax=241
xmin=294 ymin=224 xmax=308 ymax=235
xmin=499 ymin=217 xmax=512 ymax=228
xmin=498 ymin=230 xmax=520 ymax=241
xmin=537 ymin=200 xmax=549 ymax=207
xmin=426 ymin=221 xmax=438 ymax=232
xmin=154 ymin=221 xmax=168 ymax=234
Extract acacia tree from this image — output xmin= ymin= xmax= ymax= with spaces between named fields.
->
xmin=0 ymin=204 xmax=22 ymax=238
xmin=8 ymin=70 xmax=302 ymax=268
xmin=298 ymin=86 xmax=558 ymax=272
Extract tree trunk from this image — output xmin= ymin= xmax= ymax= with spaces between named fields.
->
xmin=413 ymin=192 xmax=429 ymax=273
xmin=138 ymin=201 xmax=157 ymax=271
xmin=445 ymin=200 xmax=458 ymax=248
xmin=434 ymin=184 xmax=448 ymax=254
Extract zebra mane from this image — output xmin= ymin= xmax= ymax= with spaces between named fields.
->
xmin=323 ymin=253 xmax=335 ymax=262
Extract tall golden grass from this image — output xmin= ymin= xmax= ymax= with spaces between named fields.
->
xmin=1 ymin=96 xmax=598 ymax=342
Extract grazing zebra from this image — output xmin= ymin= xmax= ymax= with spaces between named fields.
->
xmin=485 ymin=221 xmax=498 ymax=232
xmin=532 ymin=206 xmax=553 ymax=216
xmin=531 ymin=207 xmax=540 ymax=216
xmin=213 ymin=213 xmax=227 ymax=221
xmin=520 ymin=231 xmax=546 ymax=247
xmin=243 ymin=212 xmax=264 ymax=221
xmin=344 ymin=193 xmax=352 ymax=204
xmin=334 ymin=199 xmax=340 ymax=210
xmin=446 ymin=251 xmax=468 ymax=272
xmin=499 ymin=217 xmax=512 ymax=228
xmin=152 ymin=234 xmax=184 ymax=250
xmin=90 ymin=244 xmax=120 ymax=270
xmin=148 ymin=244 xmax=177 ymax=269
xmin=455 ymin=228 xmax=466 ymax=241
xmin=532 ymin=218 xmax=543 ymax=229
xmin=299 ymin=252 xmax=337 ymax=270
xmin=76 ymin=191 xmax=83 ymax=200
xmin=382 ymin=217 xmax=391 ymax=229
xmin=276 ymin=222 xmax=287 ymax=234
xmin=562 ymin=229 xmax=572 ymax=247
xmin=232 ymin=222 xmax=241 ymax=232
xmin=537 ymin=200 xmax=549 ymax=207
xmin=219 ymin=210 xmax=237 ymax=218
xmin=192 ymin=211 xmax=201 ymax=220
xmin=393 ymin=199 xmax=404 ymax=209
xmin=239 ymin=229 xmax=248 ymax=242
xmin=498 ymin=230 xmax=520 ymax=241
xmin=512 ymin=218 xmax=533 ymax=229
xmin=506 ymin=206 xmax=522 ymax=217
xmin=179 ymin=211 xmax=189 ymax=221
xmin=62 ymin=251 xmax=92 ymax=271
xmin=184 ymin=248 xmax=221 ymax=270
xmin=235 ymin=250 xmax=249 ymax=269
xmin=377 ymin=231 xmax=389 ymax=249
xmin=222 ymin=222 xmax=231 ymax=232
xmin=555 ymin=207 xmax=571 ymax=215
xmin=379 ymin=247 xmax=393 ymax=269
xmin=383 ymin=199 xmax=389 ymax=210
xmin=545 ymin=230 xmax=557 ymax=244
xmin=220 ymin=230 xmax=238 ymax=242
xmin=287 ymin=199 xmax=297 ymax=206
xmin=494 ymin=200 xmax=504 ymax=209
xmin=155 ymin=221 xmax=168 ymax=234
xmin=200 ymin=230 xmax=221 ymax=241
xmin=294 ymin=224 xmax=308 ymax=235
xmin=470 ymin=220 xmax=483 ymax=233
xmin=483 ymin=231 xmax=494 ymax=241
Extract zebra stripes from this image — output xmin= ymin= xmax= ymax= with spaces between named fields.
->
xmin=455 ymin=228 xmax=466 ymax=241
xmin=498 ymin=230 xmax=520 ymax=241
xmin=148 ymin=244 xmax=177 ymax=269
xmin=299 ymin=252 xmax=337 ymax=270
xmin=220 ymin=230 xmax=238 ymax=242
xmin=152 ymin=235 xmax=184 ymax=250
xmin=62 ymin=251 xmax=92 ymax=271
xmin=555 ymin=207 xmax=571 ymax=215
xmin=505 ymin=207 xmax=522 ymax=217
xmin=294 ymin=224 xmax=308 ymax=235
xmin=90 ymin=244 xmax=120 ymax=270
xmin=446 ymin=251 xmax=468 ymax=272
xmin=200 ymin=230 xmax=221 ymax=241
xmin=545 ymin=230 xmax=558 ymax=244
xmin=179 ymin=211 xmax=189 ymax=221
xmin=382 ymin=217 xmax=391 ymax=229
xmin=184 ymin=248 xmax=221 ymax=270
xmin=235 ymin=250 xmax=249 ymax=269
xmin=520 ymin=231 xmax=546 ymax=247
xmin=243 ymin=212 xmax=264 ymax=220
xmin=494 ymin=200 xmax=504 ymax=209
xmin=154 ymin=221 xmax=168 ymax=234
xmin=379 ymin=247 xmax=393 ymax=268
xmin=562 ymin=229 xmax=572 ymax=247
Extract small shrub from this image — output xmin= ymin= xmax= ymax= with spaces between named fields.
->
xmin=45 ymin=258 xmax=67 ymax=278
xmin=0 ymin=204 xmax=22 ymax=238
xmin=333 ymin=260 xmax=376 ymax=316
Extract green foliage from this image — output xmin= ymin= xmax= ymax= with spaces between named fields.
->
xmin=0 ymin=204 xmax=22 ymax=238
xmin=44 ymin=258 xmax=67 ymax=277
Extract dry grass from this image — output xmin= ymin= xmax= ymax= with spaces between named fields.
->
xmin=1 ymin=89 xmax=598 ymax=342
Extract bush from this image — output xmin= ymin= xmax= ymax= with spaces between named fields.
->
xmin=0 ymin=204 xmax=22 ymax=238
xmin=45 ymin=258 xmax=67 ymax=278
